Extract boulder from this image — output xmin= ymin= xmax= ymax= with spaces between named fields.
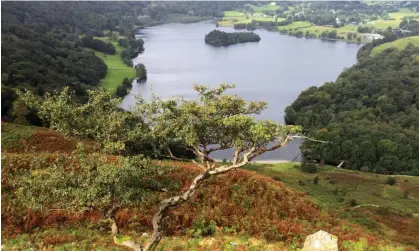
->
xmin=302 ymin=230 xmax=338 ymax=251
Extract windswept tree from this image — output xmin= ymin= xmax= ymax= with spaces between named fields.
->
xmin=117 ymin=84 xmax=321 ymax=250
xmin=19 ymin=84 xmax=323 ymax=250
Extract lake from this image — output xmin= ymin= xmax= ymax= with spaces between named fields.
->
xmin=122 ymin=22 xmax=362 ymax=161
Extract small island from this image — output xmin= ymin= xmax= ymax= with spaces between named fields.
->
xmin=204 ymin=29 xmax=261 ymax=46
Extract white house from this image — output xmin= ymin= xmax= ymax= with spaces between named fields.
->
xmin=270 ymin=2 xmax=276 ymax=6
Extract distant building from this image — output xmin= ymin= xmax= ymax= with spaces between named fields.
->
xmin=395 ymin=28 xmax=412 ymax=36
xmin=335 ymin=18 xmax=341 ymax=25
xmin=362 ymin=33 xmax=384 ymax=42
xmin=270 ymin=2 xmax=276 ymax=6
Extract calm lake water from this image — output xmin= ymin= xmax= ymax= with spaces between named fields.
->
xmin=122 ymin=22 xmax=361 ymax=160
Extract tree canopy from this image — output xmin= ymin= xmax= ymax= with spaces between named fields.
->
xmin=285 ymin=45 xmax=419 ymax=175
xmin=205 ymin=30 xmax=261 ymax=46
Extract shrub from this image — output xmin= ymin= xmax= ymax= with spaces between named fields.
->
xmin=15 ymin=145 xmax=173 ymax=220
xmin=298 ymin=180 xmax=305 ymax=186
xmin=300 ymin=160 xmax=318 ymax=173
xmin=403 ymin=190 xmax=409 ymax=199
xmin=386 ymin=177 xmax=396 ymax=185
xmin=329 ymin=180 xmax=336 ymax=184
xmin=313 ymin=176 xmax=319 ymax=185
xmin=348 ymin=199 xmax=358 ymax=207
xmin=190 ymin=217 xmax=217 ymax=238
xmin=222 ymin=226 xmax=236 ymax=234
xmin=272 ymin=176 xmax=282 ymax=182
xmin=263 ymin=226 xmax=285 ymax=242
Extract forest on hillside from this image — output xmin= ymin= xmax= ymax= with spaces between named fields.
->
xmin=286 ymin=45 xmax=419 ymax=175
xmin=1 ymin=1 xmax=240 ymax=123
xmin=1 ymin=2 xmax=143 ymax=121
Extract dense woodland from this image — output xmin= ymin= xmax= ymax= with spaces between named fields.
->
xmin=1 ymin=2 xmax=145 ymax=121
xmin=205 ymin=29 xmax=260 ymax=46
xmin=1 ymin=2 xmax=239 ymax=123
xmin=286 ymin=45 xmax=419 ymax=175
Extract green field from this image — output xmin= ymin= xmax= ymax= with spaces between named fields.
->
xmin=218 ymin=11 xmax=282 ymax=27
xmin=277 ymin=21 xmax=312 ymax=30
xmin=245 ymin=4 xmax=280 ymax=13
xmin=371 ymin=36 xmax=419 ymax=56
xmin=223 ymin=11 xmax=245 ymax=17
xmin=367 ymin=8 xmax=419 ymax=30
xmin=220 ymin=10 xmax=363 ymax=43
xmin=220 ymin=7 xmax=419 ymax=44
xmin=278 ymin=22 xmax=362 ymax=42
xmin=93 ymin=34 xmax=136 ymax=92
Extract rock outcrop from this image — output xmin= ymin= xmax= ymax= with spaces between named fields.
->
xmin=302 ymin=230 xmax=338 ymax=251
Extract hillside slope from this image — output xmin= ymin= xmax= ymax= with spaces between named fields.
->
xmin=1 ymin=123 xmax=408 ymax=250
xmin=245 ymin=163 xmax=419 ymax=249
xmin=371 ymin=36 xmax=419 ymax=56
xmin=285 ymin=45 xmax=419 ymax=176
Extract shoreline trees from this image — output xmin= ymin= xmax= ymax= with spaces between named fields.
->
xmin=285 ymin=46 xmax=419 ymax=176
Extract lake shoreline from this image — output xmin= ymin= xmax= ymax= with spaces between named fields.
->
xmin=126 ymin=22 xmax=361 ymax=161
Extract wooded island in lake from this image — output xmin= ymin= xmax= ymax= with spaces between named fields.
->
xmin=205 ymin=29 xmax=261 ymax=46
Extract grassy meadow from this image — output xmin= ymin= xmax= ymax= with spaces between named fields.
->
xmin=245 ymin=3 xmax=280 ymax=13
xmin=371 ymin=36 xmax=419 ymax=56
xmin=93 ymin=33 xmax=136 ymax=92
xmin=243 ymin=162 xmax=419 ymax=248
xmin=244 ymin=163 xmax=419 ymax=213
xmin=218 ymin=11 xmax=283 ymax=27
xmin=367 ymin=8 xmax=419 ymax=30
xmin=219 ymin=6 xmax=419 ymax=43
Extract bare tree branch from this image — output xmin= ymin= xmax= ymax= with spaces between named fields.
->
xmin=232 ymin=149 xmax=240 ymax=165
xmin=117 ymin=145 xmax=258 ymax=251
xmin=207 ymin=145 xmax=228 ymax=153
xmin=248 ymin=137 xmax=292 ymax=161
xmin=289 ymin=135 xmax=328 ymax=143
xmin=192 ymin=160 xmax=206 ymax=170
xmin=163 ymin=148 xmax=183 ymax=161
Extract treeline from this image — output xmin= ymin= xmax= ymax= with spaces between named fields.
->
xmin=234 ymin=20 xmax=281 ymax=31
xmin=400 ymin=19 xmax=419 ymax=35
xmin=116 ymin=77 xmax=133 ymax=98
xmin=81 ymin=36 xmax=116 ymax=54
xmin=2 ymin=1 xmax=243 ymax=123
xmin=205 ymin=30 xmax=260 ymax=46
xmin=145 ymin=1 xmax=246 ymax=21
xmin=285 ymin=45 xmax=419 ymax=175
xmin=119 ymin=38 xmax=145 ymax=67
